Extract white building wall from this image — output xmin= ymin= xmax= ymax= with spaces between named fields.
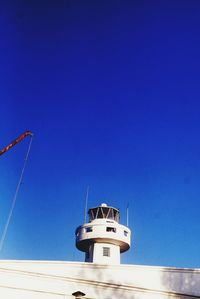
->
xmin=0 ymin=260 xmax=199 ymax=299
xmin=0 ymin=287 xmax=65 ymax=299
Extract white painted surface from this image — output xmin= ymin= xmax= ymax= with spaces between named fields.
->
xmin=92 ymin=243 xmax=120 ymax=264
xmin=0 ymin=260 xmax=199 ymax=298
xmin=76 ymin=219 xmax=131 ymax=250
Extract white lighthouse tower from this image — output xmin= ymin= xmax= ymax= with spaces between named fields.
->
xmin=75 ymin=203 xmax=131 ymax=265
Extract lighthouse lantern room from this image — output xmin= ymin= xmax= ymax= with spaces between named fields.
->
xmin=75 ymin=203 xmax=131 ymax=265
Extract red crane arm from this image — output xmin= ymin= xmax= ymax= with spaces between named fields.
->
xmin=0 ymin=131 xmax=33 ymax=156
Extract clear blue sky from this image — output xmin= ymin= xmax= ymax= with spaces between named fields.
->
xmin=0 ymin=1 xmax=200 ymax=268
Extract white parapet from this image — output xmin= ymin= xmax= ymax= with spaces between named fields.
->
xmin=0 ymin=260 xmax=200 ymax=299
xmin=76 ymin=218 xmax=131 ymax=252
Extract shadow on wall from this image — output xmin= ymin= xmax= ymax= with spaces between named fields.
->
xmin=74 ymin=264 xmax=200 ymax=299
xmin=161 ymin=267 xmax=200 ymax=298
xmin=76 ymin=265 xmax=137 ymax=299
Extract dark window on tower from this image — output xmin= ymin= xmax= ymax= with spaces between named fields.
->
xmin=106 ymin=227 xmax=116 ymax=233
xmin=103 ymin=247 xmax=110 ymax=257
xmin=124 ymin=230 xmax=128 ymax=236
xmin=85 ymin=227 xmax=93 ymax=232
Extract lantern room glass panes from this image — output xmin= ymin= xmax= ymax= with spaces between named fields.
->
xmin=88 ymin=206 xmax=119 ymax=222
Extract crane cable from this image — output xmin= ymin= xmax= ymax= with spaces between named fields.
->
xmin=0 ymin=134 xmax=33 ymax=251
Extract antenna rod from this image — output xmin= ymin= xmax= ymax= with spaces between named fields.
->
xmin=126 ymin=203 xmax=129 ymax=227
xmin=84 ymin=186 xmax=89 ymax=223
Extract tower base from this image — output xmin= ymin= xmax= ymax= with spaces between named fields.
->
xmin=85 ymin=243 xmax=120 ymax=265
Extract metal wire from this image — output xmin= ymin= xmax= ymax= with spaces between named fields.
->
xmin=0 ymin=135 xmax=33 ymax=251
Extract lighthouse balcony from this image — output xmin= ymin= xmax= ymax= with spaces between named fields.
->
xmin=75 ymin=220 xmax=131 ymax=253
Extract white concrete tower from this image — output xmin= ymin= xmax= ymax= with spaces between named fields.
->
xmin=75 ymin=203 xmax=131 ymax=265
